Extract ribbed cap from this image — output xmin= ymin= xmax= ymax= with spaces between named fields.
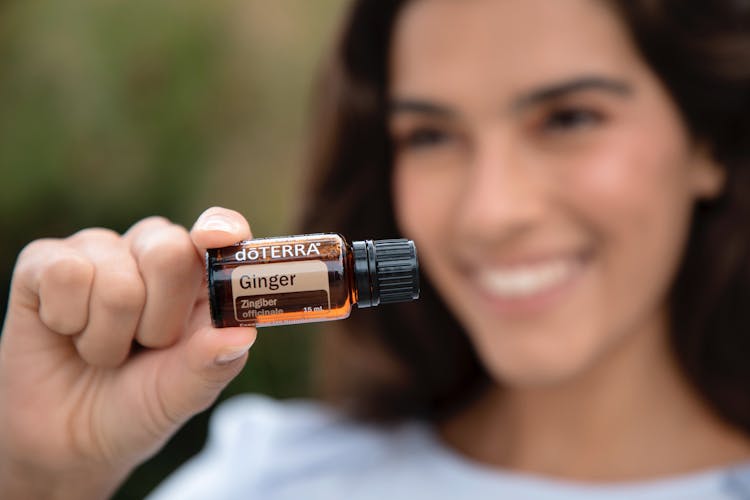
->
xmin=353 ymin=239 xmax=419 ymax=308
xmin=373 ymin=239 xmax=419 ymax=304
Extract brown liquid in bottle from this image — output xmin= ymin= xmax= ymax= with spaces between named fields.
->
xmin=207 ymin=234 xmax=359 ymax=327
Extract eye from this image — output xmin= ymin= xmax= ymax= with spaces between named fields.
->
xmin=394 ymin=126 xmax=452 ymax=151
xmin=542 ymin=107 xmax=605 ymax=132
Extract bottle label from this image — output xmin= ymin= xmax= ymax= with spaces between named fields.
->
xmin=230 ymin=260 xmax=330 ymax=322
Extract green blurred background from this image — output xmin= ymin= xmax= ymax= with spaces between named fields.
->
xmin=0 ymin=0 xmax=346 ymax=497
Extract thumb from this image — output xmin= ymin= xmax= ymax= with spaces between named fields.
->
xmin=102 ymin=325 xmax=257 ymax=466
xmin=155 ymin=325 xmax=257 ymax=425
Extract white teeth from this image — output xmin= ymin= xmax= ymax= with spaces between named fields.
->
xmin=477 ymin=259 xmax=578 ymax=298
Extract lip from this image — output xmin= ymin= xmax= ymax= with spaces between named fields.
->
xmin=468 ymin=251 xmax=591 ymax=317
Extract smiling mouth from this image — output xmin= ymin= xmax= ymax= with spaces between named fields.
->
xmin=473 ymin=252 xmax=589 ymax=310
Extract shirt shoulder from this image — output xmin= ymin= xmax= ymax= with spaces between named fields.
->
xmin=147 ymin=394 xmax=422 ymax=500
xmin=147 ymin=394 xmax=750 ymax=500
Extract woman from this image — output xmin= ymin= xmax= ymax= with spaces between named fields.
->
xmin=2 ymin=0 xmax=750 ymax=498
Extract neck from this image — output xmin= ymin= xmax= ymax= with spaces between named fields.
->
xmin=440 ymin=311 xmax=750 ymax=482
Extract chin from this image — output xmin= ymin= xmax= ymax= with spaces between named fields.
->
xmin=472 ymin=325 xmax=605 ymax=388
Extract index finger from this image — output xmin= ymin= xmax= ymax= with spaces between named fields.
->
xmin=190 ymin=207 xmax=253 ymax=254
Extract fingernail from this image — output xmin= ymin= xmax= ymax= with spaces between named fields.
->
xmin=196 ymin=213 xmax=239 ymax=234
xmin=215 ymin=343 xmax=253 ymax=365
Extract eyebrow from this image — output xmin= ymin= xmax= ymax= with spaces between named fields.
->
xmin=389 ymin=99 xmax=456 ymax=118
xmin=389 ymin=75 xmax=634 ymax=118
xmin=513 ymin=76 xmax=634 ymax=110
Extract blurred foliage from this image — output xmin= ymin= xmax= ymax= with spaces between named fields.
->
xmin=0 ymin=0 xmax=346 ymax=497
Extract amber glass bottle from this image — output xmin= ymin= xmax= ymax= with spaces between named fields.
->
xmin=206 ymin=233 xmax=419 ymax=328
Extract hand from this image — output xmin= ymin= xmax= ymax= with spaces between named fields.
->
xmin=0 ymin=207 xmax=257 ymax=499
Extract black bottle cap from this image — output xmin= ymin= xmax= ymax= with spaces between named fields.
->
xmin=353 ymin=239 xmax=419 ymax=308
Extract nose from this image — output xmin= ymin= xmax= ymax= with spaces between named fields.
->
xmin=455 ymin=132 xmax=547 ymax=245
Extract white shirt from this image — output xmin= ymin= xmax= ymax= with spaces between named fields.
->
xmin=148 ymin=395 xmax=750 ymax=500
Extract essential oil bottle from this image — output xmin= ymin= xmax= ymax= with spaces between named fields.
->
xmin=206 ymin=233 xmax=419 ymax=328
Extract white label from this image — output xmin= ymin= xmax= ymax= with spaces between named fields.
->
xmin=230 ymin=260 xmax=330 ymax=322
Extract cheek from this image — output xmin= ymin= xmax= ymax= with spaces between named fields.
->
xmin=564 ymin=125 xmax=696 ymax=341
xmin=570 ymin=127 xmax=694 ymax=251
xmin=568 ymin=85 xmax=696 ymax=240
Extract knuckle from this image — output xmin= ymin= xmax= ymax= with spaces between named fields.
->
xmin=141 ymin=215 xmax=172 ymax=227
xmin=129 ymin=216 xmax=173 ymax=236
xmin=97 ymin=272 xmax=146 ymax=313
xmin=16 ymin=237 xmax=56 ymax=266
xmin=140 ymin=225 xmax=198 ymax=272
xmin=43 ymin=253 xmax=94 ymax=289
xmin=71 ymin=227 xmax=121 ymax=244
xmin=14 ymin=238 xmax=55 ymax=279
xmin=17 ymin=238 xmax=55 ymax=259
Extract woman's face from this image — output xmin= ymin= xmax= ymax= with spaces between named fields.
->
xmin=390 ymin=0 xmax=724 ymax=386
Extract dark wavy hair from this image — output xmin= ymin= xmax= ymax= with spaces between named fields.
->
xmin=297 ymin=0 xmax=750 ymax=427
